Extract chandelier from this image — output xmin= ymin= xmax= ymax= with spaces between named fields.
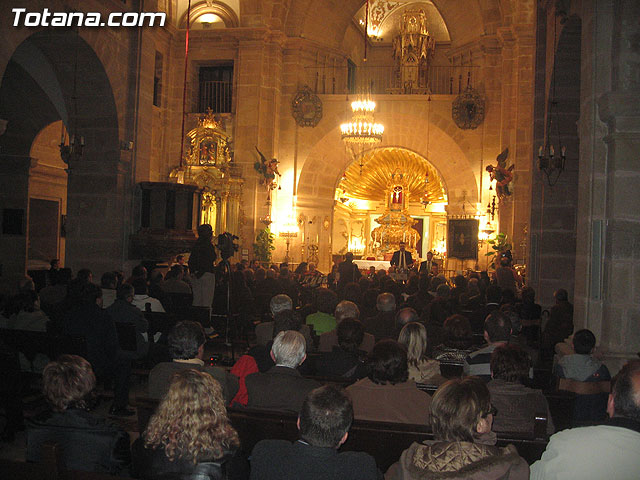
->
xmin=340 ymin=98 xmax=384 ymax=174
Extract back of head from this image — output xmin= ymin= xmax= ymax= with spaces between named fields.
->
xmin=395 ymin=307 xmax=419 ymax=329
xmin=486 ymin=285 xmax=502 ymax=303
xmin=376 ymin=292 xmax=396 ymax=312
xmin=484 ymin=311 xmax=512 ymax=343
xmin=521 ymin=286 xmax=536 ymax=304
xmin=554 ymin=288 xmax=569 ymax=302
xmin=430 ymin=377 xmax=491 ymax=442
xmin=430 ymin=276 xmax=444 ymax=291
xmin=443 ymin=314 xmax=473 ymax=349
xmin=132 ymin=277 xmax=148 ymax=295
xmin=316 ymin=288 xmax=338 ymax=314
xmin=132 ymin=264 xmax=147 ymax=279
xmin=342 ymin=282 xmax=362 ymax=304
xmin=271 ymin=330 xmax=306 ymax=368
xmin=345 ymin=252 xmax=354 ymax=262
xmin=454 ymin=275 xmax=467 ymax=289
xmin=76 ymin=268 xmax=93 ymax=283
xmin=100 ymin=271 xmax=117 ymax=289
xmin=337 ymin=319 xmax=365 ymax=353
xmin=299 ymin=386 xmax=353 ymax=448
xmin=116 ymin=283 xmax=135 ymax=301
xmin=611 ymin=360 xmax=640 ymax=422
xmin=490 ymin=344 xmax=530 ymax=384
xmin=145 ymin=369 xmax=238 ymax=462
xmin=80 ymin=282 xmax=102 ymax=305
xmin=165 ymin=265 xmax=183 ymax=280
xmin=368 ymin=339 xmax=408 ymax=385
xmin=273 ymin=309 xmax=301 ymax=337
xmin=168 ymin=321 xmax=205 ymax=360
xmin=255 ymin=267 xmax=266 ymax=282
xmin=436 ymin=283 xmax=450 ymax=299
xmin=573 ymin=329 xmax=596 ymax=354
xmin=398 ymin=322 xmax=427 ymax=366
xmin=270 ymin=294 xmax=292 ymax=316
xmin=43 ymin=355 xmax=96 ymax=412
xmin=266 ymin=268 xmax=276 ymax=279
xmin=196 ymin=223 xmax=213 ymax=240
xmin=334 ymin=300 xmax=360 ymax=322
xmin=56 ymin=268 xmax=73 ymax=285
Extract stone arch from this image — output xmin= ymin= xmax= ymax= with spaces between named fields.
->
xmin=178 ymin=1 xmax=240 ymax=28
xmin=0 ymin=28 xmax=124 ymax=276
xmin=297 ymin=104 xmax=479 ymax=213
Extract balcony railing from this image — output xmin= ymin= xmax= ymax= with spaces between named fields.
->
xmin=304 ymin=65 xmax=481 ymax=96
xmin=198 ymin=80 xmax=232 ymax=113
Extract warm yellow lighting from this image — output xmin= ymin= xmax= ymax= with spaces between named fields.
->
xmin=348 ymin=237 xmax=365 ymax=255
xmin=351 ymin=100 xmax=376 ymax=112
xmin=340 ymin=121 xmax=384 ymax=140
xmin=199 ymin=13 xmax=221 ymax=23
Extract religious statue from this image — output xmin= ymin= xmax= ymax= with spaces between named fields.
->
xmin=254 ymin=146 xmax=281 ymax=189
xmin=486 ymin=148 xmax=514 ymax=202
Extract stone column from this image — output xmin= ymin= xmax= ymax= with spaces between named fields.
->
xmin=0 ymin=155 xmax=36 ymax=277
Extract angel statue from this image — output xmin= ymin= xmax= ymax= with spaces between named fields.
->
xmin=486 ymin=148 xmax=514 ymax=202
xmin=254 ymin=146 xmax=281 ymax=189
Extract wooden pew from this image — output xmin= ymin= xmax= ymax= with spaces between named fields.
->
xmin=0 ymin=442 xmax=126 ymax=480
xmin=134 ymin=396 xmax=548 ymax=470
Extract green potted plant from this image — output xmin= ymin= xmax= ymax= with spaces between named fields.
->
xmin=485 ymin=232 xmax=512 ymax=268
xmin=253 ymin=228 xmax=275 ymax=265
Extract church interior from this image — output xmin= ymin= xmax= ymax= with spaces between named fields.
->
xmin=0 ymin=0 xmax=638 ymax=373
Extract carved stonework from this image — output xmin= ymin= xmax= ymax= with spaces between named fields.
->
xmin=452 ymin=86 xmax=486 ymax=130
xmin=292 ymin=86 xmax=323 ymax=127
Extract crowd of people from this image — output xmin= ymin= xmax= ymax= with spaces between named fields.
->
xmin=1 ymin=241 xmax=639 ymax=479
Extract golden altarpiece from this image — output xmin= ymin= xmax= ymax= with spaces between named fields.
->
xmin=170 ymin=109 xmax=243 ymax=237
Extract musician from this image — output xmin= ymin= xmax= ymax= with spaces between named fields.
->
xmin=390 ymin=242 xmax=414 ymax=272
xmin=419 ymin=251 xmax=439 ymax=275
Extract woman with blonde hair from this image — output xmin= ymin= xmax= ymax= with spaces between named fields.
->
xmin=398 ymin=322 xmax=440 ymax=383
xmin=133 ymin=369 xmax=248 ymax=480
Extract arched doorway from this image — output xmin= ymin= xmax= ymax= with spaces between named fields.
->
xmin=0 ymin=30 xmax=122 ymax=277
xmin=332 ymin=146 xmax=448 ymax=267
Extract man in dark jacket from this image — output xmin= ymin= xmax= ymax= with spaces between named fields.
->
xmin=250 ymin=385 xmax=381 ymax=479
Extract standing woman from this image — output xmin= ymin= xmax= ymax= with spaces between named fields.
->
xmin=189 ymin=224 xmax=217 ymax=308
xmin=134 ymin=369 xmax=248 ymax=480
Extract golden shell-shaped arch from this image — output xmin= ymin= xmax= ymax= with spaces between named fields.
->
xmin=338 ymin=147 xmax=447 ymax=204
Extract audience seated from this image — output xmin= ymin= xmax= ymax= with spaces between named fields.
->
xmin=318 ymin=300 xmax=375 ymax=354
xmin=541 ymin=288 xmax=574 ymax=355
xmin=554 ymin=328 xmax=611 ymax=422
xmin=27 ymin=355 xmax=131 ymax=476
xmin=464 ymin=311 xmax=512 ymax=382
xmin=245 ymin=330 xmax=320 ymax=413
xmin=62 ymin=283 xmax=132 ymax=415
xmin=160 ymin=265 xmax=192 ymax=295
xmin=148 ymin=321 xmax=238 ymax=403
xmin=131 ymin=278 xmax=165 ymax=313
xmin=432 ymin=314 xmax=476 ymax=366
xmin=250 ymin=385 xmax=380 ymax=480
xmin=421 ymin=284 xmax=455 ymax=329
xmin=487 ymin=344 xmax=554 ymax=435
xmin=346 ymin=340 xmax=431 ymax=425
xmin=106 ymin=283 xmax=150 ymax=361
xmin=134 ymin=369 xmax=248 ymax=480
xmin=397 ymin=322 xmax=440 ymax=384
xmin=3 ymin=290 xmax=48 ymax=332
xmin=254 ymin=294 xmax=313 ymax=350
xmin=100 ymin=271 xmax=118 ymax=308
xmin=469 ymin=284 xmax=501 ymax=334
xmin=363 ymin=292 xmax=397 ymax=342
xmin=531 ymin=360 xmax=640 ymax=479
xmin=386 ymin=377 xmax=529 ymax=479
xmin=306 ymin=288 xmax=338 ymax=335
xmin=315 ymin=319 xmax=368 ymax=380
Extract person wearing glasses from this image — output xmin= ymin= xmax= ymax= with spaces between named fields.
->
xmin=386 ymin=377 xmax=529 ymax=479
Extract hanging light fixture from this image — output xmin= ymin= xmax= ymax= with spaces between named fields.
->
xmin=538 ymin=12 xmax=566 ymax=186
xmin=59 ymin=31 xmax=84 ymax=165
xmin=340 ymin=97 xmax=384 ymax=174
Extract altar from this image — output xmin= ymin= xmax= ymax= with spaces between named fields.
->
xmin=353 ymin=259 xmax=391 ymax=271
